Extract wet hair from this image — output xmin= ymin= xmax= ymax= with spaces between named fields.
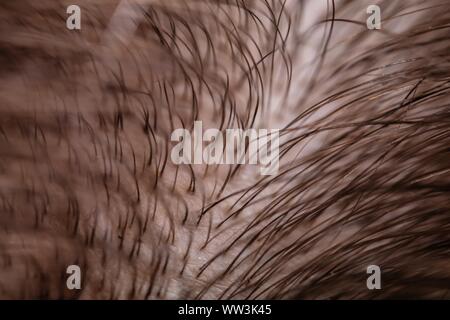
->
xmin=0 ymin=0 xmax=450 ymax=299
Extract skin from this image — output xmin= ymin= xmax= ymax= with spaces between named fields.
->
xmin=0 ymin=0 xmax=450 ymax=299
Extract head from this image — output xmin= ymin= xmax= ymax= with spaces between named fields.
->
xmin=0 ymin=0 xmax=449 ymax=299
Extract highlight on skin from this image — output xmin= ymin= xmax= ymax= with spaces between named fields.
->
xmin=0 ymin=0 xmax=449 ymax=299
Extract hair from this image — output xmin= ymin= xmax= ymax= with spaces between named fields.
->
xmin=0 ymin=0 xmax=450 ymax=299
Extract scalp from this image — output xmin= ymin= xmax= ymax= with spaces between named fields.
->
xmin=0 ymin=0 xmax=450 ymax=299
